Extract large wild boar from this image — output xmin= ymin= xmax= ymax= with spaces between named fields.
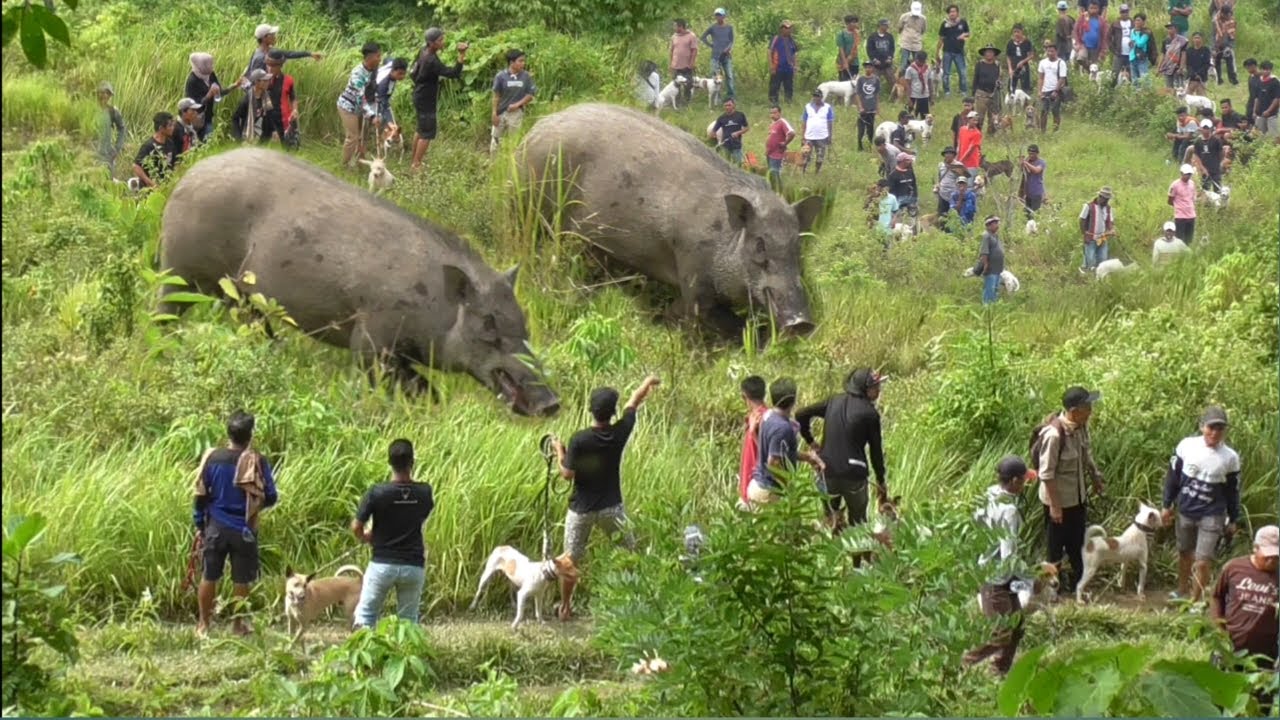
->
xmin=159 ymin=148 xmax=559 ymax=416
xmin=518 ymin=103 xmax=824 ymax=338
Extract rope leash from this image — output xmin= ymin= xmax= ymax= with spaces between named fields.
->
xmin=181 ymin=532 xmax=203 ymax=593
xmin=538 ymin=434 xmax=559 ymax=560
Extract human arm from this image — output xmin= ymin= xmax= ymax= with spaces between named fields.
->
xmin=261 ymin=458 xmax=278 ymax=509
xmin=1037 ymin=427 xmax=1064 ymax=521
xmin=491 ymin=84 xmax=501 ymax=126
xmin=351 ymin=489 xmax=375 ymax=543
xmin=279 ymin=49 xmax=322 ymax=61
xmin=868 ymin=411 xmax=887 ymax=492
xmin=553 ymin=437 xmax=575 ymax=480
xmin=700 ymin=26 xmax=714 ymax=49
xmin=1210 ymin=564 xmax=1229 ymax=624
xmin=132 ymin=144 xmax=156 ymax=187
xmin=793 ymin=399 xmax=829 ymax=447
xmin=625 ymin=374 xmax=661 ymax=411
xmin=112 ymin=109 xmax=127 ymax=154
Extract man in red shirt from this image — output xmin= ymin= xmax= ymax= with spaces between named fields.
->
xmin=957 ymin=111 xmax=983 ymax=178
xmin=1213 ymin=525 xmax=1278 ymax=712
xmin=764 ymin=105 xmax=796 ymax=190
xmin=737 ymin=376 xmax=768 ymax=508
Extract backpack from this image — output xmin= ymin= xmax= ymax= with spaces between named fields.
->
xmin=1027 ymin=413 xmax=1065 ymax=475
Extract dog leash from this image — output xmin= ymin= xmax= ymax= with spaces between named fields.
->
xmin=537 ymin=434 xmax=562 ymax=561
xmin=180 ymin=531 xmax=203 ymax=593
xmin=308 ymin=542 xmax=367 ymax=576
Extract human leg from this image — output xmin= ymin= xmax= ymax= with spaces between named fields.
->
xmin=353 ymin=562 xmax=397 ymax=628
xmin=339 ymin=108 xmax=362 ymax=167
xmin=1062 ymin=504 xmax=1087 ymax=593
xmin=982 ymin=273 xmax=1000 ymax=304
xmin=392 ymin=564 xmax=427 ymax=623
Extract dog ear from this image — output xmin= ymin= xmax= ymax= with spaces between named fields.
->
xmin=892 ymin=495 xmax=902 ymax=506
xmin=304 ymin=574 xmax=314 ymax=585
xmin=285 ymin=565 xmax=294 ymax=578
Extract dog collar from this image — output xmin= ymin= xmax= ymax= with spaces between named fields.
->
xmin=1133 ymin=521 xmax=1158 ymax=534
xmin=541 ymin=562 xmax=559 ymax=582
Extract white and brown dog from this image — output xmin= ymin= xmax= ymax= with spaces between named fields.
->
xmin=284 ymin=564 xmax=364 ymax=641
xmin=470 ymin=546 xmax=578 ymax=628
xmin=1075 ymin=502 xmax=1163 ymax=603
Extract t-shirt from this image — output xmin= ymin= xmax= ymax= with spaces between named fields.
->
xmin=1152 ymin=235 xmax=1190 ymax=263
xmin=939 ymin=19 xmax=970 ymax=54
xmin=701 ymin=23 xmax=735 ymax=58
xmin=1083 ymin=17 xmax=1104 ymax=49
xmin=855 ymin=75 xmax=880 ymax=112
xmin=671 ymin=31 xmax=698 ymax=69
xmin=801 ymin=102 xmax=834 ymax=140
xmin=888 ymin=167 xmax=917 ymax=200
xmin=978 ymin=230 xmax=1006 ymax=275
xmin=1007 ymin=39 xmax=1034 ymax=69
xmin=976 ymin=485 xmax=1021 ymax=567
xmin=374 ymin=66 xmax=397 ymax=120
xmin=878 ymin=193 xmax=900 ymax=231
xmin=411 ymin=50 xmax=463 ymax=114
xmin=1186 ymin=46 xmax=1212 ymax=81
xmin=1116 ymin=18 xmax=1134 ymax=55
xmin=1024 ymin=158 xmax=1046 ymax=197
xmin=1193 ymin=135 xmax=1223 ymax=175
xmin=338 ymin=63 xmax=375 ymax=115
xmin=1168 ymin=178 xmax=1197 ymax=219
xmin=890 ymin=123 xmax=909 ymax=150
xmin=1213 ymin=557 xmax=1278 ymax=660
xmin=771 ymin=35 xmax=799 ymax=72
xmin=493 ymin=69 xmax=536 ymax=115
xmin=1056 ymin=15 xmax=1076 ymax=45
xmin=766 ymin=118 xmax=795 ymax=159
xmin=1168 ymin=0 xmax=1192 ymax=34
xmin=974 ymin=61 xmax=1000 ymax=93
xmin=193 ymin=447 xmax=279 ymax=533
xmin=355 ymin=481 xmax=435 ymax=566
xmin=713 ymin=110 xmax=748 ymax=150
xmin=753 ymin=410 xmax=799 ymax=490
xmin=1165 ymin=434 xmax=1241 ymax=521
xmin=837 ymin=28 xmax=858 ymax=65
xmin=1257 ymin=76 xmax=1280 ymax=118
xmin=957 ymin=125 xmax=983 ymax=168
xmin=1219 ymin=110 xmax=1244 ymax=128
xmin=906 ymin=63 xmax=930 ymax=99
xmin=1038 ymin=58 xmax=1067 ymax=93
xmin=565 ymin=408 xmax=636 ymax=512
xmin=134 ymin=135 xmax=176 ymax=181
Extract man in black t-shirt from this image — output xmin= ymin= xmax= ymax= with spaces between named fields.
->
xmin=552 ymin=374 xmax=660 ymax=619
xmin=132 ymin=112 xmax=177 ymax=188
xmin=1185 ymin=33 xmax=1212 ymax=94
xmin=410 ymin=27 xmax=467 ymax=171
xmin=351 ymin=439 xmax=435 ymax=627
xmin=711 ymin=98 xmax=749 ymax=165
xmin=1189 ymin=119 xmax=1225 ymax=189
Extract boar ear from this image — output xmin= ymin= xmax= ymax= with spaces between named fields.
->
xmin=502 ymin=264 xmax=520 ymax=287
xmin=442 ymin=265 xmax=475 ymax=304
xmin=792 ymin=196 xmax=824 ymax=233
xmin=724 ymin=193 xmax=755 ymax=231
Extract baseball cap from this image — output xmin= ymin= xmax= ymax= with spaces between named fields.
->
xmin=956 ymin=176 xmax=969 ymax=184
xmin=1199 ymin=118 xmax=1214 ymax=128
xmin=1062 ymin=386 xmax=1101 ymax=409
xmin=942 ymin=146 xmax=957 ymax=155
xmin=1057 ymin=1 xmax=1068 ymax=8
xmin=248 ymin=68 xmax=271 ymax=83
xmin=984 ymin=215 xmax=1001 ymax=225
xmin=588 ymin=387 xmax=619 ymax=420
xmin=1163 ymin=220 xmax=1177 ymax=231
xmin=812 ymin=88 xmax=823 ymax=97
xmin=1165 ymin=21 xmax=1177 ymax=28
xmin=997 ymin=455 xmax=1032 ymax=483
xmin=1254 ymin=526 xmax=1279 ymax=557
xmin=769 ymin=377 xmax=798 ymax=406
xmin=1200 ymin=405 xmax=1229 ymax=427
xmin=97 ymin=81 xmax=114 ymax=95
xmin=910 ymin=1 xmax=924 ymax=16
xmin=780 ymin=19 xmax=793 ymax=28
xmin=1027 ymin=144 xmax=1040 ymax=153
xmin=967 ymin=110 xmax=979 ymax=118
xmin=1119 ymin=3 xmax=1130 ymax=10
xmin=266 ymin=49 xmax=286 ymax=63
xmin=254 ymin=23 xmax=279 ymax=40
xmin=714 ymin=7 xmax=726 ymax=15
xmin=177 ymin=97 xmax=203 ymax=113
xmin=1180 ymin=163 xmax=1196 ymax=174
xmin=846 ymin=368 xmax=887 ymax=395
xmin=878 ymin=18 xmax=890 ymax=26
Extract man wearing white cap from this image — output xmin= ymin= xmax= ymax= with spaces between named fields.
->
xmin=173 ymin=97 xmax=204 ymax=157
xmin=897 ymin=2 xmax=927 ymax=74
xmin=243 ymin=23 xmax=322 ymax=88
xmin=1152 ymin=221 xmax=1189 ymax=264
xmin=700 ymin=8 xmax=736 ymax=100
xmin=1189 ymin=118 xmax=1224 ymax=190
xmin=1167 ymin=162 xmax=1198 ymax=243
xmin=1211 ymin=525 xmax=1277 ymax=677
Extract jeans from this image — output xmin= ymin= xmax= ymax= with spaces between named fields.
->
xmin=767 ymin=157 xmax=783 ymax=189
xmin=1131 ymin=57 xmax=1150 ymax=84
xmin=900 ymin=48 xmax=918 ymax=73
xmin=1174 ymin=217 xmax=1196 ymax=244
xmin=354 ymin=561 xmax=426 ymax=628
xmin=720 ymin=145 xmax=744 ymax=164
xmin=982 ymin=273 xmax=1000 ymax=304
xmin=769 ymin=70 xmax=794 ymax=105
xmin=1082 ymin=238 xmax=1110 ymax=268
xmin=711 ymin=55 xmax=736 ymax=99
xmin=942 ymin=51 xmax=968 ymax=93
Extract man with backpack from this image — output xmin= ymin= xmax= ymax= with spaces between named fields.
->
xmin=795 ymin=369 xmax=888 ymax=533
xmin=1032 ymin=386 xmax=1105 ymax=598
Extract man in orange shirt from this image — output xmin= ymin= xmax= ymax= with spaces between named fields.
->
xmin=737 ymin=376 xmax=768 ymax=507
xmin=670 ymin=19 xmax=699 ymax=108
xmin=957 ymin=110 xmax=984 ymax=178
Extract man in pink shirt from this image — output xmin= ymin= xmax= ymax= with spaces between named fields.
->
xmin=670 ymin=19 xmax=699 ymax=108
xmin=1167 ymin=163 xmax=1198 ymax=243
xmin=764 ymin=105 xmax=796 ymax=190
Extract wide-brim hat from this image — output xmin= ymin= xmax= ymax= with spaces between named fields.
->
xmin=1097 ymin=186 xmax=1113 ymax=198
xmin=978 ymin=44 xmax=1001 ymax=56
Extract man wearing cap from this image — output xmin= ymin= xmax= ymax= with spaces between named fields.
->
xmin=701 ymin=9 xmax=736 ymax=100
xmin=96 ymin=82 xmax=127 ymax=179
xmin=747 ymin=377 xmax=825 ymax=508
xmin=1035 ymin=386 xmax=1105 ymax=597
xmin=1168 ymin=163 xmax=1198 ymax=242
xmin=837 ymin=15 xmax=862 ymax=83
xmin=1077 ymin=187 xmax=1115 ymax=272
xmin=1037 ymin=43 xmax=1068 ymax=132
xmin=937 ymin=5 xmax=971 ymax=97
xmin=949 ymin=174 xmax=978 ymax=230
xmin=965 ymin=215 xmax=1006 ymax=304
xmin=1211 ymin=525 xmax=1278 ymax=681
xmin=972 ymin=44 xmax=1002 ymax=135
xmin=552 ymin=374 xmax=660 ymax=619
xmin=1019 ymin=145 xmax=1046 ymax=217
xmin=1159 ymin=22 xmax=1188 ymax=89
xmin=410 ymin=28 xmax=468 ymax=171
xmin=957 ymin=110 xmax=983 ymax=176
xmin=897 ymin=2 xmax=927 ymax=74
xmin=1167 ymin=105 xmax=1200 ymax=161
xmin=963 ymin=455 xmax=1044 ymax=677
xmin=887 ymin=153 xmax=918 ymax=218
xmin=1055 ymin=2 xmax=1077 ymax=62
xmin=796 ymin=369 xmax=888 ymax=532
xmin=768 ymin=21 xmax=799 ymax=105
xmin=1108 ymin=4 xmax=1135 ymax=79
xmin=173 ymin=98 xmax=203 ymax=158
xmin=232 ymin=68 xmax=274 ymax=143
xmin=1189 ymin=117 xmax=1225 ymax=190
xmin=1152 ymin=220 xmax=1189 ymax=264
xmin=670 ymin=19 xmax=698 ymax=109
xmin=854 ymin=68 xmax=881 ymax=150
xmin=1162 ymin=406 xmax=1243 ymax=603
xmin=866 ymin=19 xmax=897 ymax=85
xmin=800 ymin=89 xmax=834 ymax=174
xmin=264 ymin=50 xmax=299 ymax=149
xmin=243 ymin=23 xmax=321 ymax=88
xmin=935 ymin=147 xmax=962 ymax=216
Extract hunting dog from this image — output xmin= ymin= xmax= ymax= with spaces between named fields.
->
xmin=817 ymin=78 xmax=857 ymax=105
xmin=470 ymin=546 xmax=578 ymax=628
xmin=1075 ymin=502 xmax=1163 ymax=603
xmin=692 ymin=74 xmax=724 ymax=107
xmin=284 ymin=564 xmax=363 ymax=641
xmin=981 ymin=158 xmax=1014 ymax=179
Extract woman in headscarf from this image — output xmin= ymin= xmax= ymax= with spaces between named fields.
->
xmin=185 ymin=52 xmax=229 ymax=141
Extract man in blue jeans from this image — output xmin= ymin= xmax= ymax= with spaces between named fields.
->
xmin=701 ymin=8 xmax=736 ymax=99
xmin=965 ymin=215 xmax=1006 ymax=304
xmin=351 ymin=439 xmax=435 ymax=627
xmin=937 ymin=4 xmax=971 ymax=96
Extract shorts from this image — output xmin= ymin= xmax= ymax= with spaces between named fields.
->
xmin=746 ymin=479 xmax=781 ymax=506
xmin=415 ymin=111 xmax=438 ymax=139
xmin=1176 ymin=512 xmax=1225 ymax=561
xmin=201 ymin=522 xmax=259 ymax=584
xmin=564 ymin=503 xmax=633 ymax=564
xmin=822 ymin=474 xmax=869 ymax=525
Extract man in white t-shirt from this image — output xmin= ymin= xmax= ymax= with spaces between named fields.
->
xmin=1037 ymin=42 xmax=1069 ymax=132
xmin=1152 ymin=220 xmax=1190 ymax=264
xmin=800 ymin=89 xmax=834 ymax=174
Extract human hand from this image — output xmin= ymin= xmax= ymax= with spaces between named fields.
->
xmin=1050 ymin=504 xmax=1064 ymax=524
xmin=492 ymin=113 xmax=500 ymax=126
xmin=1092 ymin=478 xmax=1104 ymax=496
xmin=1161 ymin=508 xmax=1174 ymax=526
xmin=311 ymin=53 xmax=324 ymax=61
xmin=457 ymin=42 xmax=470 ymax=52
xmin=362 ymin=530 xmax=374 ymax=544
xmin=1225 ymin=522 xmax=1238 ymax=539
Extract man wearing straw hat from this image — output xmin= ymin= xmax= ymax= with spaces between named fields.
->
xmin=972 ymin=43 xmax=1003 ymax=134
xmin=1077 ymin=186 xmax=1115 ymax=272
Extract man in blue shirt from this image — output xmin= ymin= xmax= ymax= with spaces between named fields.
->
xmin=701 ymin=8 xmax=737 ymax=100
xmin=745 ymin=378 xmax=826 ymax=507
xmin=193 ymin=410 xmax=278 ymax=637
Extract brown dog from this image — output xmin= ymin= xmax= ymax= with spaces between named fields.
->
xmin=981 ymin=158 xmax=1014 ymax=179
xmin=284 ymin=565 xmax=363 ymax=641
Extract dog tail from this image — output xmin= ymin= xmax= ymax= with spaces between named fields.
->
xmin=333 ymin=564 xmax=364 ymax=578
xmin=1082 ymin=525 xmax=1107 ymax=551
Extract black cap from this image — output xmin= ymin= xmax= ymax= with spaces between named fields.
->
xmin=769 ymin=377 xmax=798 ymax=406
xmin=1027 ymin=144 xmax=1039 ymax=153
xmin=266 ymin=49 xmax=286 ymax=62
xmin=1200 ymin=405 xmax=1229 ymax=427
xmin=845 ymin=368 xmax=887 ymax=395
xmin=1062 ymin=386 xmax=1101 ymax=410
xmin=812 ymin=88 xmax=823 ymax=97
xmin=997 ymin=455 xmax=1030 ymax=483
xmin=588 ymin=387 xmax=619 ymax=420
xmin=942 ymin=146 xmax=957 ymax=155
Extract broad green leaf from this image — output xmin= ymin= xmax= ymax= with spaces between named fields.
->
xmin=157 ymin=275 xmax=190 ymax=287
xmin=1024 ymin=662 xmax=1063 ymax=714
xmin=218 ymin=277 xmax=241 ymax=301
xmin=1138 ymin=669 xmax=1220 ymax=717
xmin=3 ymin=514 xmax=47 ymax=557
xmin=19 ymin=6 xmax=46 ymax=68
xmin=2 ymin=7 xmax=19 ymax=47
xmin=162 ymin=292 xmax=216 ymax=304
xmin=39 ymin=584 xmax=67 ymax=598
xmin=383 ymin=656 xmax=405 ymax=690
xmin=242 ymin=271 xmax=257 ymax=284
xmin=29 ymin=5 xmax=68 ymax=46
xmin=1152 ymin=659 xmax=1248 ymax=709
xmin=150 ymin=312 xmax=181 ymax=322
xmin=998 ymin=645 xmax=1047 ymax=716
xmin=1057 ymin=665 xmax=1124 ymax=716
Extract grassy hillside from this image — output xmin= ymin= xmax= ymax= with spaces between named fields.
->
xmin=2 ymin=0 xmax=1278 ymax=715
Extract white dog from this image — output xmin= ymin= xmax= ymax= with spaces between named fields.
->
xmin=1005 ymin=88 xmax=1033 ymax=111
xmin=1088 ymin=63 xmax=1101 ymax=85
xmin=1025 ymin=218 xmax=1039 ymax=235
xmin=691 ymin=74 xmax=723 ymax=107
xmin=1203 ymin=185 xmax=1231 ymax=208
xmin=906 ymin=115 xmax=934 ymax=143
xmin=470 ymin=546 xmax=578 ymax=628
xmin=655 ymin=77 xmax=686 ymax=112
xmin=874 ymin=120 xmax=904 ymax=147
xmin=817 ymin=79 xmax=857 ymax=106
xmin=892 ymin=222 xmax=915 ymax=242
xmin=1000 ymin=269 xmax=1020 ymax=293
xmin=1095 ymin=258 xmax=1136 ymax=279
xmin=1076 ymin=502 xmax=1164 ymax=602
xmin=928 ymin=64 xmax=943 ymax=100
xmin=1177 ymin=88 xmax=1216 ymax=114
xmin=359 ymin=157 xmax=394 ymax=194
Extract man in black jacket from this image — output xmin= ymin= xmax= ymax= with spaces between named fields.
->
xmin=410 ymin=27 xmax=468 ymax=171
xmin=796 ymin=369 xmax=889 ymax=532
